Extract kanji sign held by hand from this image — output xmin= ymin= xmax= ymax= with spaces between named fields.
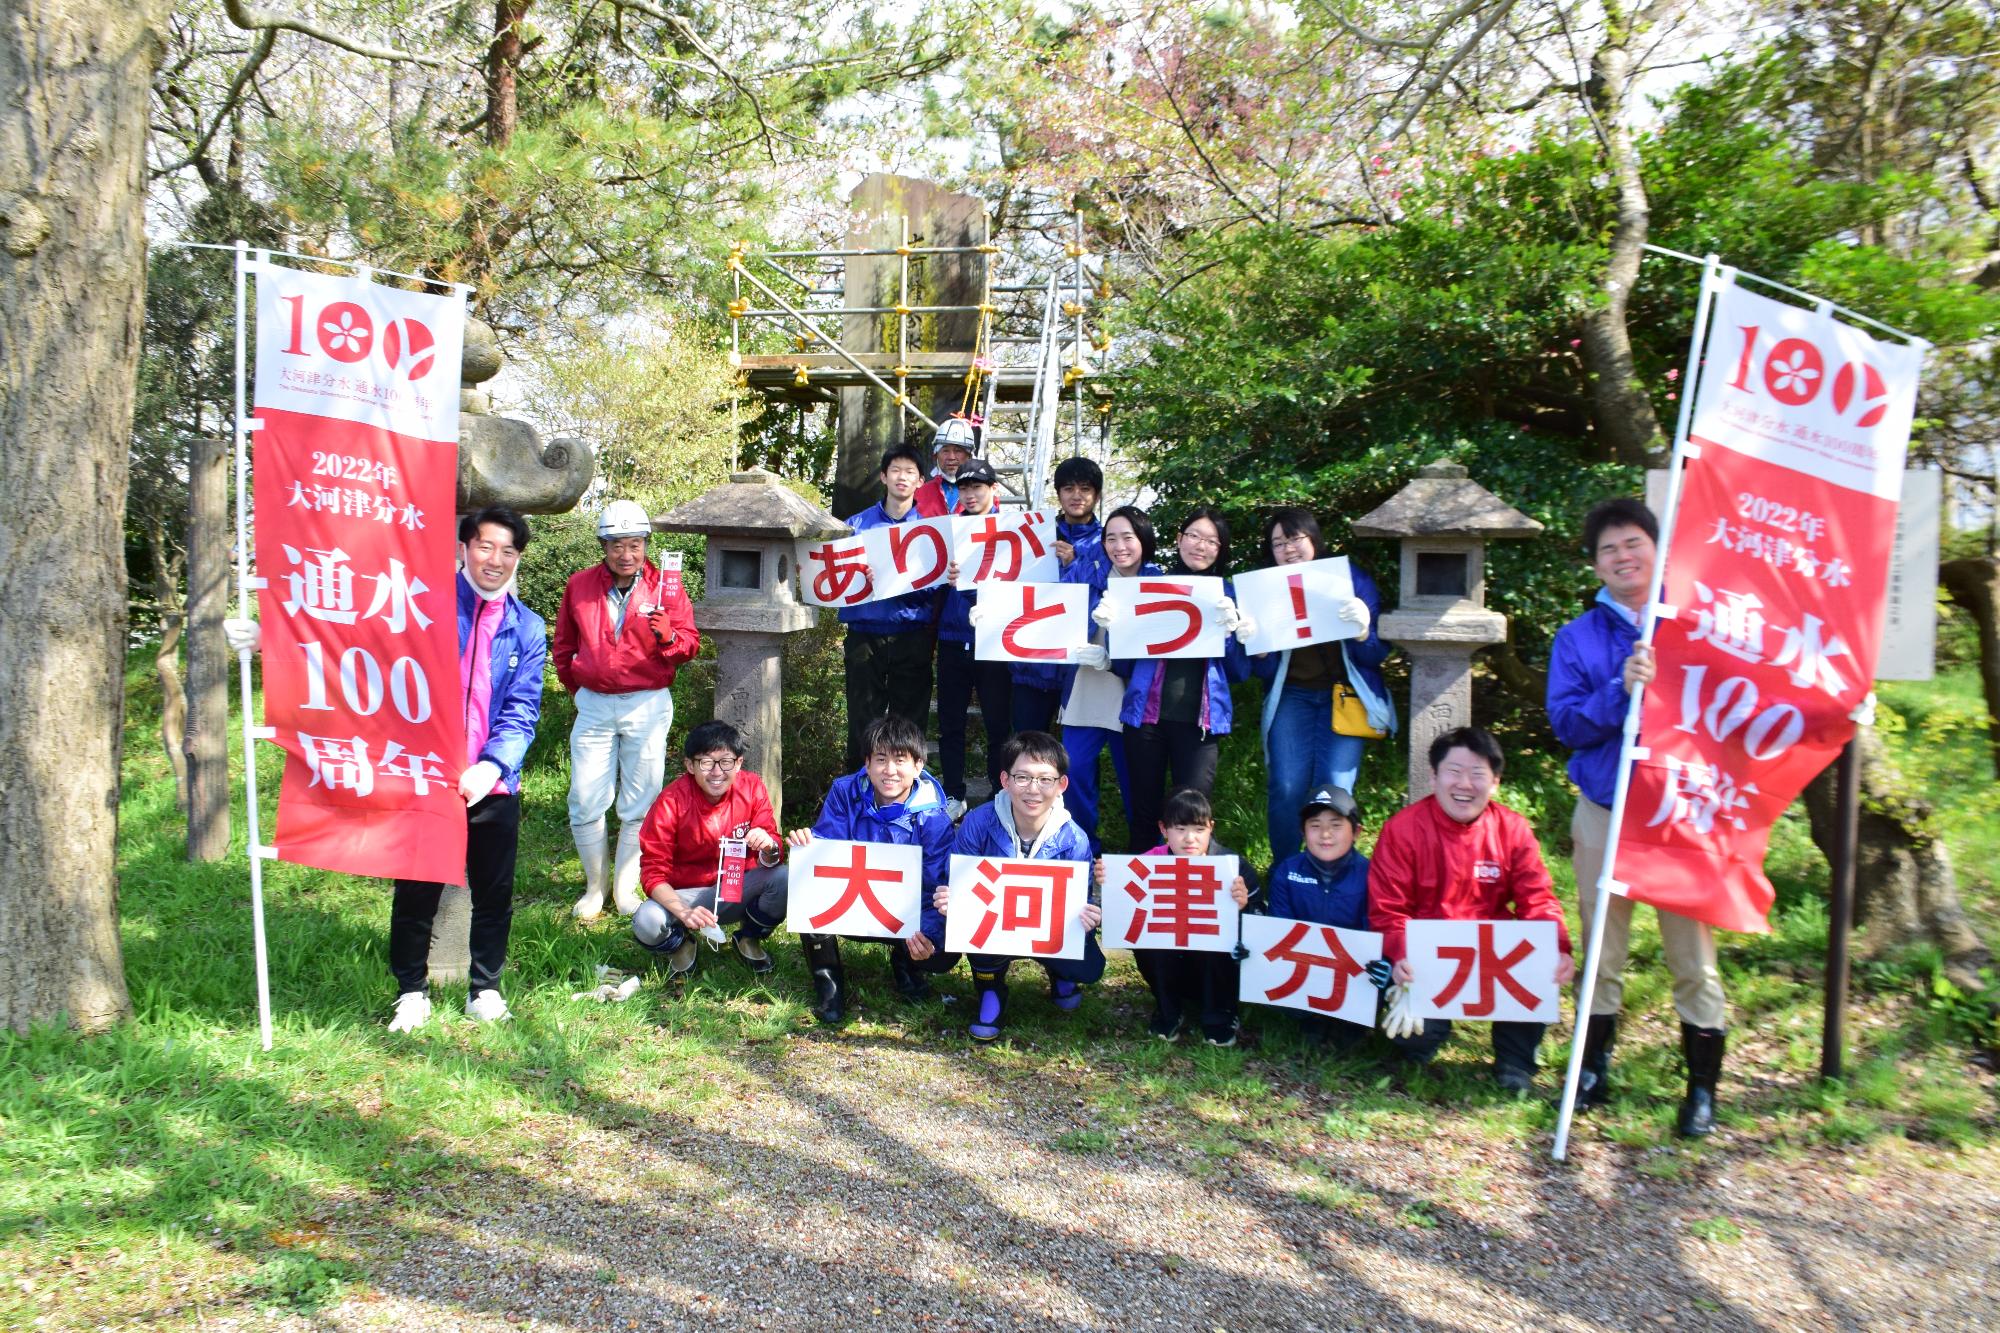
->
xmin=1406 ymin=920 xmax=1561 ymax=1023
xmin=786 ymin=839 xmax=923 ymax=939
xmin=952 ymin=510 xmax=1058 ymax=589
xmin=1237 ymin=915 xmax=1383 ymax=1027
xmin=1101 ymin=855 xmax=1240 ymax=953
xmin=1229 ymin=557 xmax=1364 ymax=655
xmin=943 ymin=854 xmax=1089 ymax=960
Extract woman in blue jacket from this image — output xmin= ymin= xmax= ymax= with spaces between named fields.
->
xmin=1101 ymin=505 xmax=1251 ymax=853
xmin=1252 ymin=507 xmax=1394 ymax=859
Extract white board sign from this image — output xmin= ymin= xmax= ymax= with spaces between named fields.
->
xmin=943 ymin=853 xmax=1089 ymax=960
xmin=973 ymin=582 xmax=1089 ymax=664
xmin=1230 ymin=557 xmax=1362 ymax=655
xmin=1405 ymin=919 xmax=1560 ymax=1024
xmin=1101 ymin=854 xmax=1240 ymax=953
xmin=1237 ymin=915 xmax=1383 ymax=1027
xmin=1100 ymin=575 xmax=1228 ymax=660
xmin=785 ymin=839 xmax=922 ymax=939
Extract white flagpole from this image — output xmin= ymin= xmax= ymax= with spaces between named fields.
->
xmin=1552 ymin=254 xmax=1725 ymax=1160
xmin=233 ymin=240 xmax=275 ymax=1053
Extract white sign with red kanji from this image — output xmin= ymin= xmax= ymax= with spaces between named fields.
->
xmin=864 ymin=517 xmax=957 ymax=601
xmin=1237 ymin=915 xmax=1383 ymax=1027
xmin=952 ymin=510 xmax=1058 ymax=589
xmin=1101 ymin=854 xmax=1240 ymax=953
xmin=1405 ymin=920 xmax=1561 ymax=1024
xmin=797 ymin=533 xmax=875 ymax=608
xmin=974 ymin=582 xmax=1090 ymax=664
xmin=943 ymin=854 xmax=1089 ymax=960
xmin=1100 ymin=576 xmax=1229 ymax=659
xmin=785 ymin=838 xmax=923 ymax=939
xmin=1230 ymin=558 xmax=1363 ymax=656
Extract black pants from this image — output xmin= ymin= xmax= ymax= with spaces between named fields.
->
xmin=845 ymin=629 xmax=934 ymax=767
xmin=1010 ymin=682 xmax=1061 ymax=738
xmin=1120 ymin=721 xmax=1220 ymax=852
xmin=1134 ymin=948 xmax=1238 ymax=1041
xmin=936 ymin=642 xmax=1012 ymax=800
xmin=389 ymin=792 xmax=520 ymax=995
xmin=1392 ymin=1018 xmax=1546 ymax=1071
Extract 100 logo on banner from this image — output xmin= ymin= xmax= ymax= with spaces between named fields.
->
xmin=298 ymin=641 xmax=434 ymax=725
xmin=275 ymin=294 xmax=439 ymax=381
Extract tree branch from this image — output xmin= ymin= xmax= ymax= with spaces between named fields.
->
xmin=152 ymin=27 xmax=276 ymax=179
xmin=220 ymin=0 xmax=442 ymax=66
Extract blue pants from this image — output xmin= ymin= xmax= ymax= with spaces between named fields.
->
xmin=1011 ymin=682 xmax=1061 ymax=737
xmin=1061 ymin=724 xmax=1128 ymax=856
xmin=970 ymin=932 xmax=1107 ymax=987
xmin=1264 ymin=686 xmax=1368 ymax=858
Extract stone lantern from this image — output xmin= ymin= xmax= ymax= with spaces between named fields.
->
xmin=656 ymin=468 xmax=848 ymax=820
xmin=1353 ymin=461 xmax=1543 ymax=800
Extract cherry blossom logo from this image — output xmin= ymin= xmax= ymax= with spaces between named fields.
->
xmin=316 ymin=302 xmax=374 ymax=363
xmin=1830 ymin=360 xmax=1890 ymax=428
xmin=1761 ymin=338 xmax=1823 ymax=406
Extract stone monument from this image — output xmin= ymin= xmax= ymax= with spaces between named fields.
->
xmin=656 ymin=469 xmax=849 ymax=821
xmin=1354 ymin=461 xmax=1543 ymax=800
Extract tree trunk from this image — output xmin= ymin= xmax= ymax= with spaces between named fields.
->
xmin=184 ymin=434 xmax=232 ymax=860
xmin=1803 ymin=726 xmax=1991 ymax=987
xmin=485 ymin=0 xmax=528 ymax=148
xmin=1939 ymin=555 xmax=2000 ymax=779
xmin=0 ymin=1 xmax=170 ymax=1034
xmin=1579 ymin=9 xmax=1669 ymax=469
xmin=148 ymin=525 xmax=189 ymax=815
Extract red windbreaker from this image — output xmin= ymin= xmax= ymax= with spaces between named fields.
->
xmin=552 ymin=560 xmax=699 ymax=695
xmin=638 ymin=772 xmax=781 ymax=892
xmin=1366 ymin=797 xmax=1570 ymax=962
xmin=913 ymin=475 xmax=963 ymax=518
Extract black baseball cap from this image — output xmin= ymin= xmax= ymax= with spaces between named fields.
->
xmin=956 ymin=458 xmax=999 ymax=486
xmin=1300 ymin=785 xmax=1362 ymax=827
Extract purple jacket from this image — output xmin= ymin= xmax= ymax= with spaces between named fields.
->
xmin=1115 ymin=576 xmax=1251 ymax=734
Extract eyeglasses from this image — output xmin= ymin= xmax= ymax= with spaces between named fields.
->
xmin=1006 ymin=772 xmax=1062 ymax=790
xmin=1180 ymin=530 xmax=1221 ymax=550
xmin=1271 ymin=536 xmax=1313 ymax=553
xmin=693 ymin=757 xmax=740 ymax=774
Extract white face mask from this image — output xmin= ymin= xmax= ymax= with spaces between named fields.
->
xmin=461 ymin=543 xmax=517 ymax=603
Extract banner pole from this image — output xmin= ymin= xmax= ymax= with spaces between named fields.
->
xmin=1820 ymin=737 xmax=1861 ymax=1079
xmin=233 ymin=241 xmax=275 ymax=1053
xmin=1553 ymin=255 xmax=1725 ymax=1160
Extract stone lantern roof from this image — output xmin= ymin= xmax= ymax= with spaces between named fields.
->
xmin=1352 ymin=462 xmax=1544 ymax=540
xmin=654 ymin=468 xmax=849 ymax=541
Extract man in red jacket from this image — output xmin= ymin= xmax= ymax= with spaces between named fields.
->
xmin=1370 ymin=727 xmax=1576 ymax=1091
xmin=913 ymin=414 xmax=978 ymax=518
xmin=553 ymin=500 xmax=700 ymax=921
xmin=632 ymin=720 xmax=788 ymax=979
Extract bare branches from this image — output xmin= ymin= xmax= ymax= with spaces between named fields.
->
xmin=609 ymin=0 xmax=779 ymax=162
xmin=153 ymin=26 xmax=274 ymax=180
xmin=1381 ymin=0 xmax=1519 ymax=141
xmin=219 ymin=0 xmax=442 ymax=66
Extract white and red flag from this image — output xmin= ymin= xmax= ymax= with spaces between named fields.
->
xmin=250 ymin=264 xmax=468 ymax=885
xmin=1616 ymin=281 xmax=1925 ymax=933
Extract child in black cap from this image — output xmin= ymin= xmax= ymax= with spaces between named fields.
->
xmin=1261 ymin=785 xmax=1375 ymax=1048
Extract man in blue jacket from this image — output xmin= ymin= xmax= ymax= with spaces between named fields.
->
xmin=1010 ymin=456 xmax=1105 ymax=734
xmin=935 ymin=731 xmax=1104 ymax=1041
xmin=787 ymin=713 xmax=958 ymax=1022
xmin=934 ymin=458 xmax=1010 ymax=821
xmin=841 ymin=444 xmax=937 ymax=768
xmin=1547 ymin=498 xmax=1727 ymax=1136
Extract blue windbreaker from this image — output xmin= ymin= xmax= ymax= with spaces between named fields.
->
xmin=1011 ymin=516 xmax=1104 ymax=691
xmin=455 ymin=573 xmax=546 ymax=790
xmin=1264 ymin=847 xmax=1371 ymax=931
xmin=1546 ymin=591 xmax=1639 ymax=808
xmin=1115 ymin=575 xmax=1251 ymax=734
xmin=837 ymin=501 xmax=937 ymax=636
xmin=810 ymin=766 xmax=958 ymax=944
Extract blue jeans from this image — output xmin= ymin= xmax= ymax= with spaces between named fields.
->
xmin=1264 ymin=686 xmax=1367 ymax=858
xmin=1061 ymin=724 xmax=1127 ymax=856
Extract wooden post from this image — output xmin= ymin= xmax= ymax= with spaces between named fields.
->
xmin=184 ymin=435 xmax=232 ymax=860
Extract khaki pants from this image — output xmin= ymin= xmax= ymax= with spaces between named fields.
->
xmin=1571 ymin=797 xmax=1727 ymax=1029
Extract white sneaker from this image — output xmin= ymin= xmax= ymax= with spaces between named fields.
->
xmin=572 ymin=886 xmax=606 ymax=921
xmin=464 ymin=989 xmax=512 ymax=1023
xmin=387 ymin=991 xmax=432 ymax=1032
xmin=945 ymin=797 xmax=968 ymax=822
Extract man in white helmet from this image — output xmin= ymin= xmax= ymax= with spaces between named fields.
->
xmin=552 ymin=499 xmax=700 ymax=920
xmin=914 ymin=414 xmax=979 ymax=518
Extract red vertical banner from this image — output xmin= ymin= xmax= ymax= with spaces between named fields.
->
xmin=250 ymin=264 xmax=468 ymax=885
xmin=1615 ymin=282 xmax=1925 ymax=933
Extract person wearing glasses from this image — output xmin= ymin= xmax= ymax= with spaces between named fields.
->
xmin=1097 ymin=505 xmax=1252 ymax=852
xmin=631 ymin=720 xmax=788 ymax=983
xmin=1251 ymin=507 xmax=1392 ymax=858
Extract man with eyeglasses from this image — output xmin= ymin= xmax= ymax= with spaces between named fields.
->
xmin=631 ymin=720 xmax=788 ymax=981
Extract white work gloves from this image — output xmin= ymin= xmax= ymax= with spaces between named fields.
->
xmin=1090 ymin=599 xmax=1121 ymax=629
xmin=1216 ymin=595 xmax=1256 ymax=646
xmin=1380 ymin=982 xmax=1423 ymax=1040
xmin=967 ymin=603 xmax=994 ymax=629
xmin=1849 ymin=691 xmax=1878 ymax=727
xmin=1336 ymin=595 xmax=1371 ymax=631
xmin=458 ymin=760 xmax=502 ymax=805
xmin=1071 ymin=643 xmax=1111 ymax=671
xmin=223 ymin=617 xmax=262 ymax=654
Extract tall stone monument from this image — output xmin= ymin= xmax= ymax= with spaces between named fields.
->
xmin=1354 ymin=462 xmax=1543 ymax=800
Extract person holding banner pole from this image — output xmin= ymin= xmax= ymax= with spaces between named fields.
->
xmin=1056 ymin=504 xmax=1158 ymax=855
xmin=1103 ymin=506 xmax=1252 ymax=852
xmin=786 ymin=713 xmax=960 ymax=1023
xmin=1548 ymin=499 xmax=1728 ymax=1135
xmin=1250 ymin=508 xmax=1393 ymax=859
xmin=1010 ymin=456 xmax=1106 ymax=734
xmin=840 ymin=445 xmax=939 ymax=769
xmin=554 ymin=500 xmax=701 ymax=922
xmin=935 ymin=458 xmax=1012 ymax=821
xmin=226 ymin=506 xmax=545 ymax=1032
xmin=1369 ymin=729 xmax=1575 ymax=1092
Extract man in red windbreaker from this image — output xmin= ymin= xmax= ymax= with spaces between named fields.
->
xmin=553 ymin=499 xmax=700 ymax=921
xmin=632 ymin=720 xmax=789 ymax=980
xmin=912 ymin=414 xmax=978 ymax=518
xmin=1369 ymin=726 xmax=1576 ymax=1092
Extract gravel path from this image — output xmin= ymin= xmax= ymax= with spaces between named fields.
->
xmin=258 ymin=1027 xmax=2000 ymax=1333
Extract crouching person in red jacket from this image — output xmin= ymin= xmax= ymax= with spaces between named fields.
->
xmin=631 ymin=720 xmax=787 ymax=981
xmin=1369 ymin=727 xmax=1576 ymax=1093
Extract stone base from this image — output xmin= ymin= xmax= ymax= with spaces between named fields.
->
xmin=426 ymin=884 xmax=471 ymax=986
xmin=1403 ymin=647 xmax=1478 ymax=802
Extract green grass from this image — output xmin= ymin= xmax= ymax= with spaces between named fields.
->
xmin=1 ymin=658 xmax=1995 ymax=1326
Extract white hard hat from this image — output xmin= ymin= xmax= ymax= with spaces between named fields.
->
xmin=597 ymin=499 xmax=652 ymax=540
xmin=934 ymin=416 xmax=978 ymax=452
